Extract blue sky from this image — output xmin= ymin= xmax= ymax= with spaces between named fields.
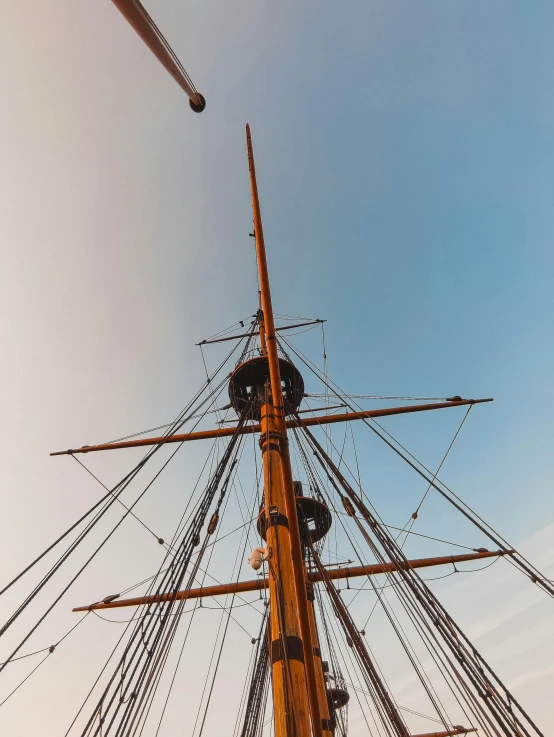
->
xmin=0 ymin=1 xmax=553 ymax=734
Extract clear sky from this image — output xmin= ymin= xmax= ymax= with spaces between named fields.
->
xmin=0 ymin=1 xmax=553 ymax=734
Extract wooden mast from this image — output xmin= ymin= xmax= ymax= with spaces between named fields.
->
xmin=246 ymin=125 xmax=324 ymax=737
xmin=54 ymin=127 xmax=499 ymax=736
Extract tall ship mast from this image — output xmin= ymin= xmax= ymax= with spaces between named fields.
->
xmin=1 ymin=5 xmax=552 ymax=734
xmin=0 ymin=125 xmax=551 ymax=737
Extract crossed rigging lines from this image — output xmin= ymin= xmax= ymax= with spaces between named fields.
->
xmin=0 ymin=321 xmax=551 ymax=736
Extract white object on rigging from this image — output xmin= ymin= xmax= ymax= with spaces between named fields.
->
xmin=248 ymin=547 xmax=269 ymax=571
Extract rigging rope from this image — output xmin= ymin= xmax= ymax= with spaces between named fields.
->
xmin=239 ymin=612 xmax=270 ymax=737
xmin=0 ymin=337 xmax=247 ymax=676
xmin=150 ymin=447 xmax=262 ymax=737
xmin=0 ymin=612 xmax=90 ymax=709
xmin=295 ymin=423 xmax=479 ymax=734
xmin=307 ymin=538 xmax=410 ymax=737
xmin=301 ymin=432 xmax=492 ymax=733
xmin=76 ymin=400 xmax=254 ymax=737
xmin=193 ymin=446 xmax=262 ymax=737
xmin=302 ymin=423 xmax=544 ymax=737
xmin=395 ymin=405 xmax=473 ymax=549
xmin=296 ymin=429 xmax=455 ymax=732
xmin=280 ymin=334 xmax=554 ymax=600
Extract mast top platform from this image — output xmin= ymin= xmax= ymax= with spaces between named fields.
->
xmin=228 ymin=355 xmax=304 ymax=421
xmin=257 ymin=493 xmax=332 ymax=543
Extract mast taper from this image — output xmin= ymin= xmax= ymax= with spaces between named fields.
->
xmin=246 ymin=124 xmax=323 ymax=737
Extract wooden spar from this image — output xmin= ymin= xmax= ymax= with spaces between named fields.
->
xmin=111 ymin=0 xmax=205 ymax=111
xmin=72 ymin=550 xmax=511 ymax=612
xmin=50 ymin=398 xmax=492 ymax=456
xmin=411 ymin=730 xmax=476 ymax=737
xmin=217 ymin=403 xmax=347 ymax=424
xmin=198 ymin=319 xmax=325 ymax=345
xmin=246 ymin=125 xmax=321 ymax=737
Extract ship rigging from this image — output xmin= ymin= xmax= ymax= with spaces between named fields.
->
xmin=0 ymin=127 xmax=551 ymax=737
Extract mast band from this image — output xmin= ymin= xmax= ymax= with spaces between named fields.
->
xmin=271 ymin=635 xmax=304 ymax=663
xmin=261 ymin=442 xmax=280 ymax=454
xmin=265 ymin=513 xmax=289 ymax=531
